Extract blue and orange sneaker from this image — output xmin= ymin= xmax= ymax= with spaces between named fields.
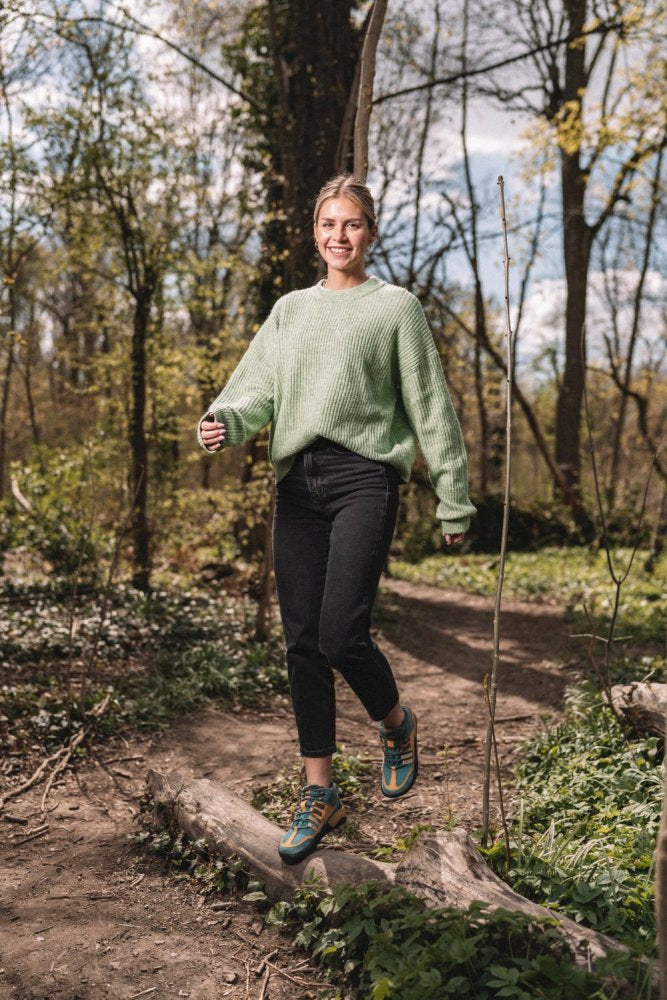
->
xmin=278 ymin=783 xmax=346 ymax=865
xmin=378 ymin=705 xmax=418 ymax=798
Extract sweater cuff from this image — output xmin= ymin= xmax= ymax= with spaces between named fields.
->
xmin=213 ymin=406 xmax=246 ymax=446
xmin=440 ymin=517 xmax=470 ymax=536
xmin=196 ymin=409 xmax=235 ymax=453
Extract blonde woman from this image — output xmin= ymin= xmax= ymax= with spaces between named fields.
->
xmin=198 ymin=174 xmax=475 ymax=864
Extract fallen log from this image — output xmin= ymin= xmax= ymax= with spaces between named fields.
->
xmin=611 ymin=682 xmax=667 ymax=739
xmin=147 ymin=770 xmax=636 ymax=974
xmin=147 ymin=770 xmax=390 ymax=900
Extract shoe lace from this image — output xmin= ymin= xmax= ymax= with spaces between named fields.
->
xmin=380 ymin=730 xmax=413 ymax=768
xmin=293 ymin=785 xmax=328 ymax=831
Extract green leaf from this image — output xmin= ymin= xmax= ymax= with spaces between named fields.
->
xmin=371 ymin=977 xmax=394 ymax=1000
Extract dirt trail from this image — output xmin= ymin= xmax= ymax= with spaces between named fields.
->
xmin=1 ymin=578 xmax=580 ymax=1000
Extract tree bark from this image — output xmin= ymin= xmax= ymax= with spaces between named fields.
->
xmin=611 ymin=682 xmax=667 ymax=739
xmin=353 ymin=0 xmax=388 ymax=183
xmin=556 ymin=147 xmax=592 ymax=496
xmin=130 ymin=291 xmax=151 ymax=591
xmin=265 ymin=0 xmax=360 ymax=293
xmin=0 ymin=330 xmax=14 ymax=501
xmin=554 ymin=0 xmax=592 ymax=498
xmin=147 ymin=770 xmax=641 ymax=975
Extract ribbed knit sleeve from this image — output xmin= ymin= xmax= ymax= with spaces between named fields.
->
xmin=197 ymin=307 xmax=276 ymax=452
xmin=397 ymin=294 xmax=476 ymax=534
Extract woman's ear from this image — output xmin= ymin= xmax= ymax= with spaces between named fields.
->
xmin=369 ymin=223 xmax=378 ymax=245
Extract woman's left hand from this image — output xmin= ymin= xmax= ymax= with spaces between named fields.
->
xmin=444 ymin=532 xmax=466 ymax=546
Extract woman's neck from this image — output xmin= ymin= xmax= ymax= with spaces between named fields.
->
xmin=323 ymin=269 xmax=369 ymax=291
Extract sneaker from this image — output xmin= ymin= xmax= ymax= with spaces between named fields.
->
xmin=378 ymin=705 xmax=418 ymax=798
xmin=278 ymin=783 xmax=346 ymax=865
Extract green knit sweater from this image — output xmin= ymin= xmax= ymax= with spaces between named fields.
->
xmin=197 ymin=275 xmax=476 ymax=534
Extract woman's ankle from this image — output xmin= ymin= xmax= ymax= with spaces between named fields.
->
xmin=381 ymin=703 xmax=406 ymax=731
xmin=303 ymin=755 xmax=333 ymax=788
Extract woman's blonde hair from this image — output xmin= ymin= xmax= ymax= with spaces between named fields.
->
xmin=313 ymin=174 xmax=377 ymax=228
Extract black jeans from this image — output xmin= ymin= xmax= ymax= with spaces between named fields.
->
xmin=272 ymin=438 xmax=401 ymax=757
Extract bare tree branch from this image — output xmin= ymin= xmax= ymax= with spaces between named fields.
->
xmin=373 ymin=16 xmax=624 ymax=105
xmin=6 ymin=2 xmax=258 ymax=110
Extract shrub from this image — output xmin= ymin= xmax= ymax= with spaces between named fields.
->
xmin=485 ymin=684 xmax=662 ymax=948
xmin=268 ymin=882 xmax=648 ymax=999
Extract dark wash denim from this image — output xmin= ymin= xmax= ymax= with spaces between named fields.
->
xmin=272 ymin=438 xmax=401 ymax=757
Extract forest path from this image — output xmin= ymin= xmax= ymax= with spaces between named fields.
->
xmin=1 ymin=578 xmax=580 ymax=1000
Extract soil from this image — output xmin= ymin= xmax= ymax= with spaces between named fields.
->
xmin=0 ymin=577 xmax=581 ymax=1000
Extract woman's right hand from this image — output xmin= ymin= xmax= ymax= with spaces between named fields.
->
xmin=200 ymin=414 xmax=226 ymax=451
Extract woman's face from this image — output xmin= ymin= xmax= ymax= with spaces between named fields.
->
xmin=314 ymin=196 xmax=377 ymax=279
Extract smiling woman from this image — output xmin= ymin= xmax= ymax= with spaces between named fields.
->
xmin=197 ymin=172 xmax=475 ymax=866
xmin=313 ymin=176 xmax=378 ymax=289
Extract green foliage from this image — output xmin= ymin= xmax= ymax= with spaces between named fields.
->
xmin=484 ymin=684 xmax=662 ymax=949
xmin=268 ymin=882 xmax=648 ymax=999
xmin=389 ymin=547 xmax=666 ymax=649
xmin=138 ymin=639 xmax=287 ymax=722
xmin=0 ymin=585 xmax=287 ymax=754
xmin=134 ymin=812 xmax=651 ymax=999
xmin=132 ymin=803 xmax=268 ymax=903
xmin=372 ymin=823 xmax=434 ymax=859
xmin=4 ymin=447 xmax=108 ymax=581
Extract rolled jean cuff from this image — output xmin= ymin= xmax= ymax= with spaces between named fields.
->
xmin=300 ymin=744 xmax=336 ymax=758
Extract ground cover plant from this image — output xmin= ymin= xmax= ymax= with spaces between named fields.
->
xmin=269 ymin=881 xmax=653 ymax=999
xmin=252 ymin=748 xmax=372 ymax=820
xmin=484 ymin=683 xmax=662 ymax=952
xmin=0 ymin=582 xmax=288 ymax=759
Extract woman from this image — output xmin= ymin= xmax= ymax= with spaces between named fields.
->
xmin=198 ymin=174 xmax=475 ymax=865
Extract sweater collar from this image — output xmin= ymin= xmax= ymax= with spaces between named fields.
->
xmin=311 ymin=275 xmax=384 ymax=301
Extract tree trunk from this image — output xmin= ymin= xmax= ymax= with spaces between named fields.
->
xmin=474 ymin=281 xmax=490 ymax=496
xmin=130 ymin=292 xmax=151 ymax=591
xmin=266 ymin=0 xmax=360 ymax=293
xmin=353 ymin=0 xmax=388 ymax=183
xmin=254 ymin=485 xmax=276 ymax=642
xmin=433 ymin=293 xmax=595 ymax=536
xmin=554 ymin=0 xmax=591 ymax=501
xmin=0 ymin=332 xmax=14 ymax=501
xmin=555 ymin=151 xmax=591 ymax=497
xmin=147 ymin=770 xmax=644 ymax=979
xmin=610 ymin=682 xmax=667 ymax=739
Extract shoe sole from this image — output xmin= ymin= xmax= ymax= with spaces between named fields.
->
xmin=278 ymin=809 xmax=347 ymax=866
xmin=381 ymin=714 xmax=419 ymax=799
